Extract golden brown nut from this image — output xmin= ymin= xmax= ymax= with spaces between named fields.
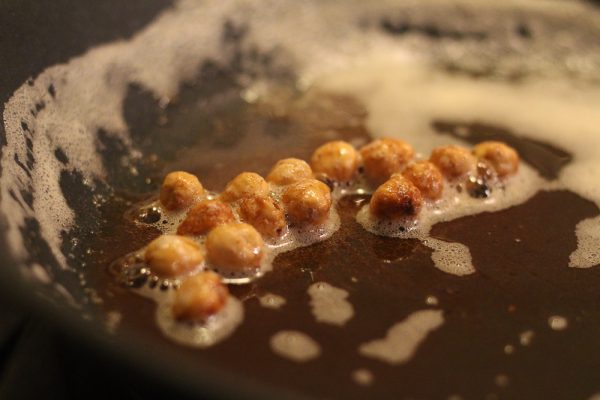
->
xmin=177 ymin=199 xmax=235 ymax=236
xmin=159 ymin=171 xmax=204 ymax=211
xmin=360 ymin=138 xmax=415 ymax=183
xmin=220 ymin=172 xmax=270 ymax=203
xmin=172 ymin=271 xmax=229 ymax=321
xmin=206 ymin=223 xmax=264 ymax=272
xmin=401 ymin=161 xmax=444 ymax=200
xmin=429 ymin=145 xmax=477 ymax=180
xmin=473 ymin=141 xmax=519 ymax=177
xmin=266 ymin=158 xmax=313 ymax=186
xmin=310 ymin=140 xmax=360 ymax=182
xmin=145 ymin=235 xmax=204 ymax=278
xmin=282 ymin=179 xmax=332 ymax=225
xmin=239 ymin=196 xmax=286 ymax=238
xmin=370 ymin=175 xmax=423 ymax=219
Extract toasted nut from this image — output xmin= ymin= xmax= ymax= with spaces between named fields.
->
xmin=282 ymin=179 xmax=332 ymax=225
xmin=370 ymin=175 xmax=423 ymax=219
xmin=145 ymin=235 xmax=204 ymax=278
xmin=430 ymin=145 xmax=477 ymax=180
xmin=239 ymin=196 xmax=286 ymax=238
xmin=310 ymin=140 xmax=360 ymax=182
xmin=160 ymin=171 xmax=204 ymax=210
xmin=172 ymin=271 xmax=229 ymax=321
xmin=401 ymin=161 xmax=444 ymax=200
xmin=266 ymin=158 xmax=313 ymax=186
xmin=177 ymin=200 xmax=235 ymax=236
xmin=206 ymin=223 xmax=264 ymax=272
xmin=220 ymin=172 xmax=270 ymax=203
xmin=360 ymin=138 xmax=415 ymax=183
xmin=473 ymin=141 xmax=519 ymax=177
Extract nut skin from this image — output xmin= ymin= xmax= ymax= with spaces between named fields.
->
xmin=310 ymin=140 xmax=360 ymax=182
xmin=282 ymin=179 xmax=332 ymax=225
xmin=360 ymin=138 xmax=415 ymax=184
xmin=160 ymin=171 xmax=204 ymax=211
xmin=206 ymin=223 xmax=264 ymax=272
xmin=401 ymin=161 xmax=444 ymax=200
xmin=370 ymin=175 xmax=423 ymax=219
xmin=172 ymin=271 xmax=229 ymax=322
xmin=430 ymin=145 xmax=478 ymax=180
xmin=266 ymin=158 xmax=313 ymax=186
xmin=239 ymin=196 xmax=286 ymax=238
xmin=177 ymin=200 xmax=235 ymax=236
xmin=220 ymin=172 xmax=270 ymax=203
xmin=145 ymin=235 xmax=204 ymax=278
xmin=473 ymin=141 xmax=519 ymax=177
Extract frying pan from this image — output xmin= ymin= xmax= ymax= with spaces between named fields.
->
xmin=1 ymin=1 xmax=600 ymax=399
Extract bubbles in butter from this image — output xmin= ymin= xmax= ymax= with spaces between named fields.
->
xmin=144 ymin=286 xmax=244 ymax=348
xmin=352 ymin=368 xmax=374 ymax=386
xmin=308 ymin=281 xmax=354 ymax=326
xmin=359 ymin=309 xmax=444 ymax=365
xmin=355 ymin=164 xmax=544 ymax=275
xmin=259 ymin=293 xmax=286 ymax=309
xmin=570 ymin=216 xmax=600 ymax=269
xmin=130 ymin=193 xmax=340 ymax=283
xmin=426 ymin=239 xmax=474 ymax=276
xmin=270 ymin=330 xmax=321 ymax=362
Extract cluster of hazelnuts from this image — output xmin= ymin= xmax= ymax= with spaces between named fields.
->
xmin=141 ymin=138 xmax=519 ymax=322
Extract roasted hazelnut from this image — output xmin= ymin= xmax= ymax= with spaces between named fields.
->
xmin=160 ymin=171 xmax=204 ymax=211
xmin=473 ymin=141 xmax=519 ymax=177
xmin=145 ymin=235 xmax=204 ymax=278
xmin=282 ymin=179 xmax=332 ymax=225
xmin=370 ymin=175 xmax=423 ymax=219
xmin=266 ymin=158 xmax=313 ymax=186
xmin=206 ymin=223 xmax=264 ymax=272
xmin=172 ymin=271 xmax=229 ymax=321
xmin=429 ymin=145 xmax=477 ymax=180
xmin=310 ymin=140 xmax=360 ymax=182
xmin=220 ymin=172 xmax=270 ymax=203
xmin=177 ymin=199 xmax=235 ymax=236
xmin=239 ymin=196 xmax=286 ymax=238
xmin=360 ymin=138 xmax=415 ymax=183
xmin=401 ymin=161 xmax=444 ymax=200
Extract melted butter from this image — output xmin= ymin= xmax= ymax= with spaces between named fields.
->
xmin=352 ymin=368 xmax=374 ymax=387
xmin=359 ymin=309 xmax=444 ymax=365
xmin=258 ymin=293 xmax=286 ymax=309
xmin=519 ymin=330 xmax=535 ymax=346
xmin=133 ymin=282 xmax=244 ymax=347
xmin=156 ymin=293 xmax=243 ymax=348
xmin=270 ymin=330 xmax=321 ymax=362
xmin=308 ymin=281 xmax=354 ymax=326
xmin=548 ymin=315 xmax=568 ymax=331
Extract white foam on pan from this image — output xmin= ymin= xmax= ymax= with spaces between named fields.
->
xmin=426 ymin=238 xmax=474 ymax=276
xmin=258 ymin=293 xmax=286 ymax=310
xmin=570 ymin=216 xmax=600 ymax=269
xmin=351 ymin=368 xmax=374 ymax=386
xmin=308 ymin=281 xmax=354 ymax=326
xmin=2 ymin=0 xmax=599 ymax=278
xmin=270 ymin=330 xmax=321 ymax=362
xmin=156 ymin=295 xmax=244 ymax=348
xmin=359 ymin=309 xmax=444 ymax=365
